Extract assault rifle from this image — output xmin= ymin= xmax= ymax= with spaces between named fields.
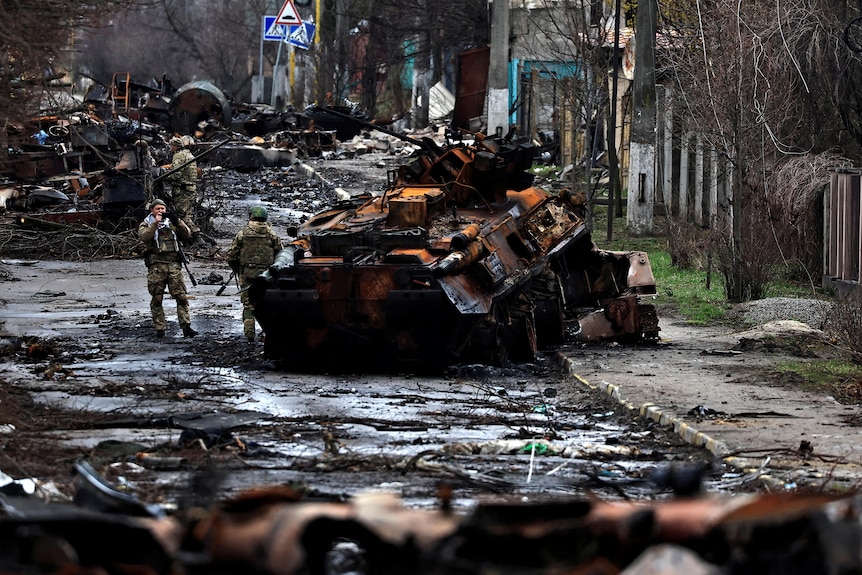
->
xmin=216 ymin=270 xmax=236 ymax=296
xmin=177 ymin=243 xmax=197 ymax=287
xmin=153 ymin=137 xmax=232 ymax=184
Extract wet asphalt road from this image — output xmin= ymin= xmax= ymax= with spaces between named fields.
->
xmin=0 ymin=255 xmax=723 ymax=509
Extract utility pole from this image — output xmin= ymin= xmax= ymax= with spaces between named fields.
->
xmin=607 ymin=0 xmax=622 ymax=242
xmin=412 ymin=1 xmax=431 ymax=129
xmin=487 ymin=0 xmax=509 ymax=136
xmin=335 ymin=0 xmax=348 ymax=99
xmin=626 ymin=0 xmax=657 ymax=236
xmin=256 ymin=15 xmax=265 ymax=103
xmin=272 ymin=39 xmax=285 ymax=108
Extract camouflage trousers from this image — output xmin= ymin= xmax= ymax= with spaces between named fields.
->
xmin=147 ymin=261 xmax=190 ymax=330
xmin=172 ymin=186 xmax=200 ymax=234
xmin=239 ymin=270 xmax=264 ymax=340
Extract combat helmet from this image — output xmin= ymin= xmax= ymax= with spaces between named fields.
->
xmin=250 ymin=205 xmax=268 ymax=221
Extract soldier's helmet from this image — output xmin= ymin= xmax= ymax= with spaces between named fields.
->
xmin=250 ymin=205 xmax=268 ymax=221
xmin=169 ymin=136 xmax=184 ymax=148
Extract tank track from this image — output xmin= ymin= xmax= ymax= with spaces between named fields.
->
xmin=638 ymin=303 xmax=661 ymax=342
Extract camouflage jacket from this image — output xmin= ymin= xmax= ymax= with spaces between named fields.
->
xmin=138 ymin=214 xmax=192 ymax=264
xmin=166 ymin=148 xmax=197 ymax=187
xmin=227 ymin=221 xmax=283 ymax=274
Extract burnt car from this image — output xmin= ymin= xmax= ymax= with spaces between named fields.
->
xmin=250 ymin=127 xmax=659 ymax=371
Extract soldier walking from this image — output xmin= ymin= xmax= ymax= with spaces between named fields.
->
xmin=227 ymin=205 xmax=283 ymax=342
xmin=138 ymin=199 xmax=198 ymax=338
xmin=165 ymin=136 xmax=205 ymax=247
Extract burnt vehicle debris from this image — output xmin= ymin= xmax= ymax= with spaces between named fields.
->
xmin=250 ymin=114 xmax=660 ymax=371
xmin=82 ymin=72 xmax=173 ymax=127
xmin=299 ymin=101 xmax=370 ymax=141
xmin=168 ymin=80 xmax=232 ymax=136
xmin=1 ymin=472 xmax=860 ymax=575
xmin=0 ymin=75 xmax=352 ymax=232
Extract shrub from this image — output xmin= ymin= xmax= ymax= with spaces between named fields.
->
xmin=825 ymin=291 xmax=862 ymax=362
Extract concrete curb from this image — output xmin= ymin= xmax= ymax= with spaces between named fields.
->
xmin=557 ymin=352 xmax=787 ymax=489
xmin=294 ymin=161 xmax=350 ymax=201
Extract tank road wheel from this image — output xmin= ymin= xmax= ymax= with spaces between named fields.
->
xmin=639 ymin=303 xmax=661 ymax=342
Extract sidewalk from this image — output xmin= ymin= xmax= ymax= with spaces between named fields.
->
xmin=557 ymin=315 xmax=862 ymax=491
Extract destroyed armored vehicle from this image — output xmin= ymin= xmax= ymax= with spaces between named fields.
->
xmin=250 ymin=127 xmax=659 ymax=370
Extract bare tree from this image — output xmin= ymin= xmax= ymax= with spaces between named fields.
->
xmin=513 ymin=2 xmax=620 ymax=229
xmin=0 ymin=0 xmax=139 ymax=172
xmin=80 ymin=0 xmax=270 ymax=102
xmin=75 ymin=0 xmax=488 ymax=124
xmin=330 ymin=0 xmax=488 ymax=123
xmin=661 ymin=0 xmax=862 ymax=300
xmin=312 ymin=0 xmax=350 ymax=105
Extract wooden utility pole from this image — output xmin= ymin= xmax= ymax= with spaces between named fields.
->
xmin=626 ymin=0 xmax=657 ymax=236
xmin=487 ymin=0 xmax=510 ymax=136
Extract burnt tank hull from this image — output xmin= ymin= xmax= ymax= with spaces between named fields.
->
xmin=251 ymin=133 xmax=659 ymax=371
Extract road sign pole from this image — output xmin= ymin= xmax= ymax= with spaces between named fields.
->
xmin=272 ymin=40 xmax=283 ymax=107
xmin=289 ymin=42 xmax=295 ymax=106
xmin=258 ymin=15 xmax=264 ymax=103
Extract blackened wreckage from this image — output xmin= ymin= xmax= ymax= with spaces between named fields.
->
xmin=251 ymin=121 xmax=660 ymax=371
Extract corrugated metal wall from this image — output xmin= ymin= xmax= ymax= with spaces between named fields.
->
xmin=824 ymin=171 xmax=862 ymax=297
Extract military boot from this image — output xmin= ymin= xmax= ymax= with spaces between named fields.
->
xmin=181 ymin=324 xmax=198 ymax=338
xmin=244 ymin=319 xmax=256 ymax=342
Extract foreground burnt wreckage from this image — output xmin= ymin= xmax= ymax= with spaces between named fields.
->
xmin=2 ymin=471 xmax=861 ymax=575
xmin=251 ymin=121 xmax=659 ymax=370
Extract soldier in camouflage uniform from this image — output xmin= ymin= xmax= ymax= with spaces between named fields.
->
xmin=165 ymin=136 xmax=204 ymax=247
xmin=138 ymin=199 xmax=198 ymax=338
xmin=227 ymin=205 xmax=283 ymax=342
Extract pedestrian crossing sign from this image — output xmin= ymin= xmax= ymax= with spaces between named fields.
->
xmin=274 ymin=0 xmax=301 ymax=26
xmin=263 ymin=16 xmax=289 ymax=41
xmin=286 ymin=21 xmax=315 ymax=50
